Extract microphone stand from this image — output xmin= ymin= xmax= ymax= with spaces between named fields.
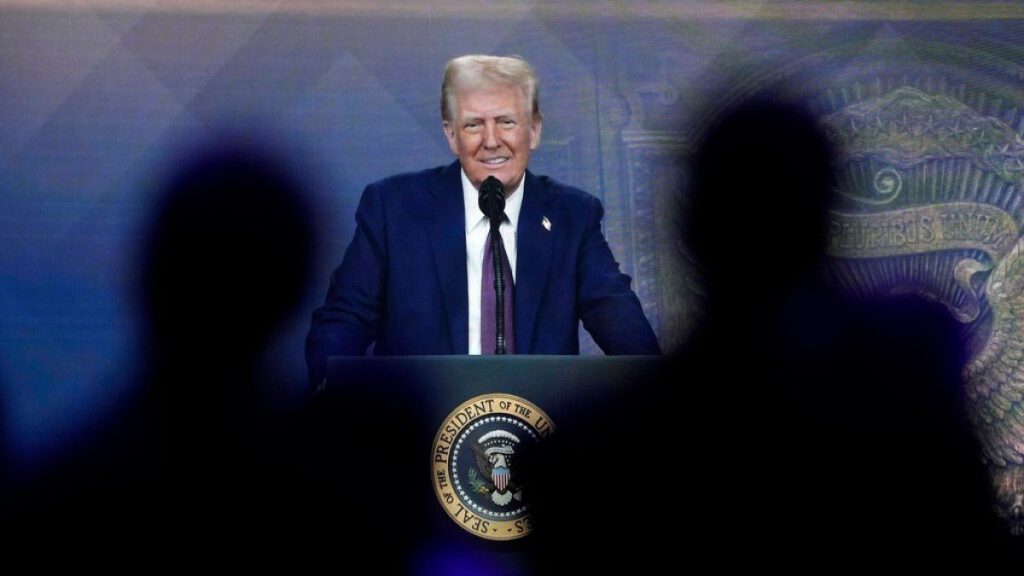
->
xmin=479 ymin=176 xmax=507 ymax=355
xmin=488 ymin=216 xmax=506 ymax=355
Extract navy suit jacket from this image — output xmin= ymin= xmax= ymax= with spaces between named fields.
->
xmin=306 ymin=161 xmax=660 ymax=383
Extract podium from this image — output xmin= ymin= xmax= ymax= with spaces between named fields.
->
xmin=314 ymin=355 xmax=666 ymax=572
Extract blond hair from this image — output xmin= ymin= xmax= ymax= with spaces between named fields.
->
xmin=441 ymin=55 xmax=540 ymax=122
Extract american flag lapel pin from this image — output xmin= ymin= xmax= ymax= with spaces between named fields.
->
xmin=542 ymin=216 xmax=551 ymax=231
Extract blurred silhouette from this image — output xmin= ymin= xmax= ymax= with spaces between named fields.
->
xmin=138 ymin=144 xmax=315 ymax=533
xmin=527 ymin=94 xmax=1009 ymax=570
xmin=680 ymin=96 xmax=841 ymax=549
xmin=680 ymin=95 xmax=1006 ymax=556
xmin=11 ymin=144 xmax=316 ymax=549
xmin=686 ymin=97 xmax=834 ymax=326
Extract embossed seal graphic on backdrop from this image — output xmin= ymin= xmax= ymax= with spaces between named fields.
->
xmin=432 ymin=393 xmax=556 ymax=540
xmin=821 ymin=85 xmax=1024 ymax=534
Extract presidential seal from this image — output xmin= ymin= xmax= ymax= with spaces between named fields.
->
xmin=431 ymin=393 xmax=556 ymax=541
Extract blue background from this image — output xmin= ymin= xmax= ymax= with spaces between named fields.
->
xmin=3 ymin=2 xmax=1023 ymax=473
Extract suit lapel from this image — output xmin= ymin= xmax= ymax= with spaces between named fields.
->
xmin=515 ymin=170 xmax=555 ymax=353
xmin=428 ymin=161 xmax=469 ymax=353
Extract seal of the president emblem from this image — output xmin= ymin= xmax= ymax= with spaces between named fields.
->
xmin=431 ymin=393 xmax=556 ymax=541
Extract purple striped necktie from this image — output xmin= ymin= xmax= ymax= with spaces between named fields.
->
xmin=481 ymin=231 xmax=515 ymax=354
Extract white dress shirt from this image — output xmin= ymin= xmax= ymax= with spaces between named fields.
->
xmin=463 ymin=169 xmax=523 ymax=355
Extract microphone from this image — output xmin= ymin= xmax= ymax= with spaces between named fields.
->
xmin=479 ymin=176 xmax=506 ymax=225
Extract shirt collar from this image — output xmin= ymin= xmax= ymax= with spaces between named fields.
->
xmin=462 ymin=168 xmax=524 ymax=234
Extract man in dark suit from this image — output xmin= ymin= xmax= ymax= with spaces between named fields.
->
xmin=306 ymin=55 xmax=659 ymax=385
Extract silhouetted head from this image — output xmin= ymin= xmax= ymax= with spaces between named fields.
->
xmin=142 ymin=146 xmax=314 ymax=368
xmin=687 ymin=97 xmax=836 ymax=308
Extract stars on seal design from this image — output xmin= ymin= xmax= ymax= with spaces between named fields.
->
xmin=447 ymin=414 xmax=536 ymax=519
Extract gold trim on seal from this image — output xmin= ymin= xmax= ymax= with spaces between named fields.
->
xmin=431 ymin=393 xmax=556 ymax=541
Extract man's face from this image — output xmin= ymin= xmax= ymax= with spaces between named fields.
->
xmin=443 ymin=83 xmax=542 ymax=194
